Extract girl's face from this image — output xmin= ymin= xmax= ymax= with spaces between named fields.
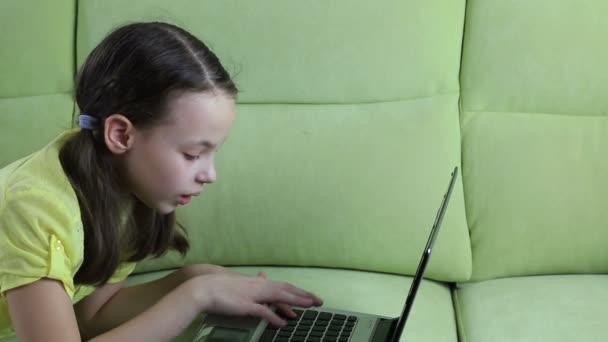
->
xmin=119 ymin=91 xmax=236 ymax=214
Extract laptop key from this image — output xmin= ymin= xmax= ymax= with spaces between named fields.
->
xmin=312 ymin=326 xmax=326 ymax=332
xmin=258 ymin=327 xmax=277 ymax=342
xmin=347 ymin=316 xmax=357 ymax=322
xmin=318 ymin=312 xmax=332 ymax=320
xmin=309 ymin=331 xmax=323 ymax=338
xmin=338 ymin=338 xmax=349 ymax=342
xmin=307 ymin=338 xmax=321 ymax=342
xmin=291 ymin=336 xmax=305 ymax=342
xmin=344 ymin=322 xmax=355 ymax=327
xmin=325 ymin=331 xmax=339 ymax=337
xmin=316 ymin=320 xmax=329 ymax=326
xmin=303 ymin=310 xmax=319 ymax=320
xmin=322 ymin=337 xmax=337 ymax=342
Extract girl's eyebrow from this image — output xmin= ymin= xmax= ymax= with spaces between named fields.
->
xmin=198 ymin=140 xmax=217 ymax=149
xmin=191 ymin=137 xmax=228 ymax=149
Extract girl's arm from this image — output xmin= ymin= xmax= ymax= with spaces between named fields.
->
xmin=76 ymin=264 xmax=304 ymax=339
xmin=75 ymin=264 xmax=220 ymax=339
xmin=7 ymin=278 xmax=81 ymax=342
xmin=7 ymin=277 xmax=205 ymax=342
xmin=8 ymin=269 xmax=322 ymax=341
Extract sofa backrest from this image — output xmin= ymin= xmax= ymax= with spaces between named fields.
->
xmin=460 ymin=0 xmax=608 ymax=281
xmin=4 ymin=0 xmax=608 ymax=286
xmin=0 ymin=0 xmax=75 ymax=167
xmin=75 ymin=0 xmax=472 ymax=282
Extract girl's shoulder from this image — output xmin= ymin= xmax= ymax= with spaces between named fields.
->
xmin=1 ymin=129 xmax=79 ymax=213
xmin=0 ymin=130 xmax=85 ymax=299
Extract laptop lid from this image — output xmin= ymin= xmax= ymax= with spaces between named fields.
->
xmin=389 ymin=166 xmax=459 ymax=342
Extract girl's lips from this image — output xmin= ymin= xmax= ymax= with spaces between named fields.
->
xmin=177 ymin=195 xmax=192 ymax=205
xmin=177 ymin=191 xmax=201 ymax=205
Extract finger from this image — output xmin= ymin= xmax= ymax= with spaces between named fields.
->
xmin=292 ymin=290 xmax=322 ymax=306
xmin=278 ymin=283 xmax=323 ymax=306
xmin=278 ymin=282 xmax=313 ymax=297
xmin=247 ymin=303 xmax=286 ymax=327
xmin=264 ymin=287 xmax=315 ymax=308
xmin=276 ymin=303 xmax=297 ymax=318
xmin=257 ymin=272 xmax=267 ymax=279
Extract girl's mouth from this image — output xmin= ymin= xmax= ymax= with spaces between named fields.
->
xmin=177 ymin=195 xmax=192 ymax=205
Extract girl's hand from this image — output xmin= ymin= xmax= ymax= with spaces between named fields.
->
xmin=256 ymin=272 xmax=302 ymax=319
xmin=193 ymin=273 xmax=323 ymax=327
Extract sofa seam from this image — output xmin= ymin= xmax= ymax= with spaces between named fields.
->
xmin=462 ymin=108 xmax=608 ymax=118
xmin=452 ymin=285 xmax=469 ymax=342
xmin=457 ymin=0 xmax=474 ymax=282
xmin=73 ymin=0 xmax=79 ymax=97
xmin=0 ymin=91 xmax=74 ymax=101
xmin=236 ymin=91 xmax=460 ymax=106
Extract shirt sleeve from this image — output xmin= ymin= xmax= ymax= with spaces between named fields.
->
xmin=108 ymin=261 xmax=137 ymax=284
xmin=0 ymin=189 xmax=79 ymax=297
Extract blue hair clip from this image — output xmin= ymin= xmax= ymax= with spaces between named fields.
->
xmin=78 ymin=114 xmax=99 ymax=130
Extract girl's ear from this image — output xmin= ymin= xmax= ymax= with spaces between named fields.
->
xmin=104 ymin=114 xmax=135 ymax=154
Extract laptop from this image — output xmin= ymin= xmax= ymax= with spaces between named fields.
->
xmin=179 ymin=167 xmax=459 ymax=342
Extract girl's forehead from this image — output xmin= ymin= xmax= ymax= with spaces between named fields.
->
xmin=156 ymin=91 xmax=236 ymax=142
xmin=168 ymin=92 xmax=234 ymax=122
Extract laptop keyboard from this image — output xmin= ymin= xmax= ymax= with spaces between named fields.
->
xmin=258 ymin=309 xmax=358 ymax=342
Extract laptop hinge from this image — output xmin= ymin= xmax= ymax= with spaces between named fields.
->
xmin=370 ymin=317 xmax=399 ymax=342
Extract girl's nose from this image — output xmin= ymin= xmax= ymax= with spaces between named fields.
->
xmin=196 ymin=163 xmax=217 ymax=184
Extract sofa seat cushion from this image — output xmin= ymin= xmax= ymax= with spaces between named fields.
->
xmin=454 ymin=275 xmax=608 ymax=342
xmin=127 ymin=266 xmax=459 ymax=342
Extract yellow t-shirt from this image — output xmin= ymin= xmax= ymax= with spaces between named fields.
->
xmin=0 ymin=130 xmax=137 ymax=338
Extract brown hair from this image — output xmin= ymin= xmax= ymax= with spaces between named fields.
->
xmin=59 ymin=22 xmax=237 ymax=286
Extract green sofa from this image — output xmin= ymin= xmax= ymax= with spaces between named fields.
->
xmin=1 ymin=0 xmax=607 ymax=341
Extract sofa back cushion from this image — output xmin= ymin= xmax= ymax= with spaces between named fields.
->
xmin=460 ymin=0 xmax=608 ymax=281
xmin=0 ymin=0 xmax=75 ymax=167
xmin=77 ymin=0 xmax=472 ymax=281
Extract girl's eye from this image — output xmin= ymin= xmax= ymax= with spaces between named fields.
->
xmin=183 ymin=153 xmax=199 ymax=161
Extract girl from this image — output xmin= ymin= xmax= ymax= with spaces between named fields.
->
xmin=0 ymin=22 xmax=322 ymax=341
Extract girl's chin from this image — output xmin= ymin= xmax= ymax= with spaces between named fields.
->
xmin=134 ymin=195 xmax=176 ymax=214
xmin=155 ymin=202 xmax=177 ymax=215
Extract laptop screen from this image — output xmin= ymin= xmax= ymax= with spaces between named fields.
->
xmin=389 ymin=166 xmax=459 ymax=342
